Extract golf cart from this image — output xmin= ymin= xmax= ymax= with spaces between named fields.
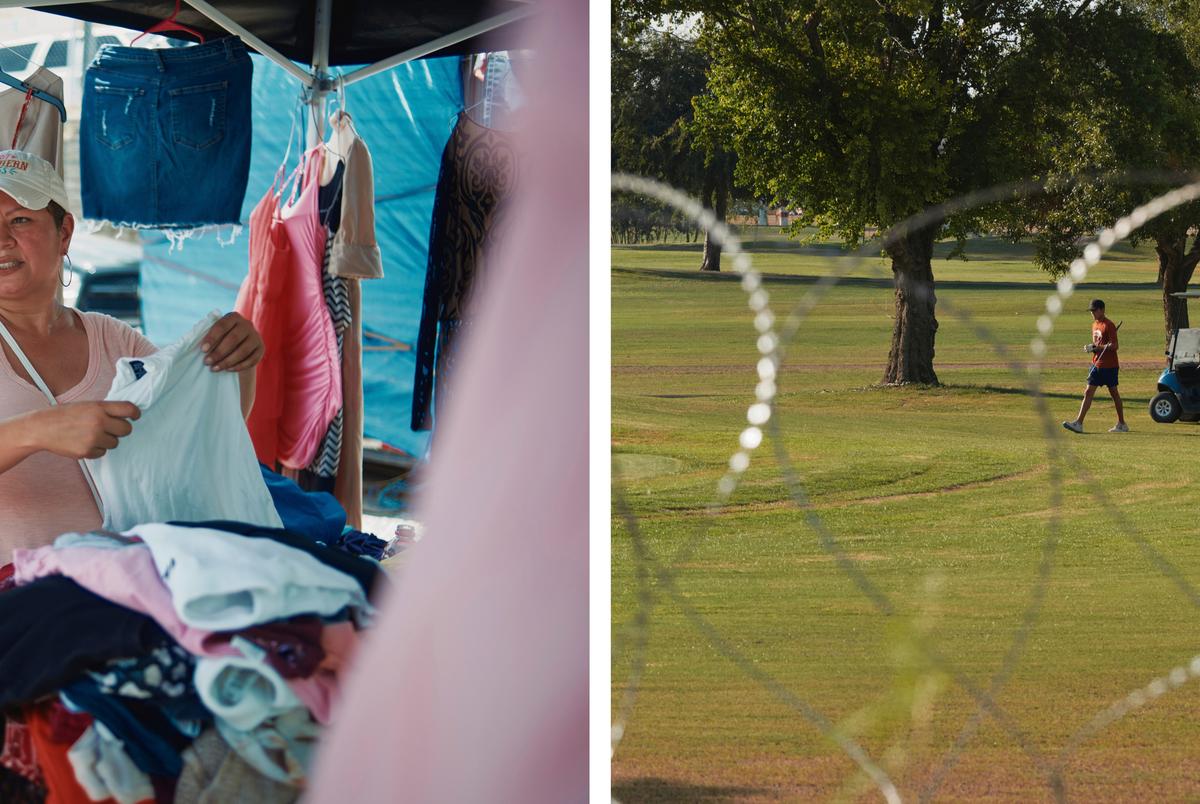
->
xmin=1149 ymin=327 xmax=1200 ymax=423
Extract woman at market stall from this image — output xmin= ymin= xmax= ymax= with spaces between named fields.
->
xmin=0 ymin=150 xmax=264 ymax=562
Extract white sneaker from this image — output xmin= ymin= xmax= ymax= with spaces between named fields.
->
xmin=1109 ymin=422 xmax=1129 ymax=433
xmin=1062 ymin=420 xmax=1083 ymax=433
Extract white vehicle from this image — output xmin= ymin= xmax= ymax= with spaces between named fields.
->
xmin=0 ymin=27 xmax=135 ymax=119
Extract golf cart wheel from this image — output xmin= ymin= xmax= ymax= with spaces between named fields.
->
xmin=1150 ymin=391 xmax=1182 ymax=424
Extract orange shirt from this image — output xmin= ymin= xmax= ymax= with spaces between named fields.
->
xmin=1092 ymin=317 xmax=1119 ymax=368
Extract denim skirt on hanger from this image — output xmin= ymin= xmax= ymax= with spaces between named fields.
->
xmin=80 ymin=37 xmax=252 ymax=229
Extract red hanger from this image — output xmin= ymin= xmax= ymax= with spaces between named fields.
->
xmin=131 ymin=0 xmax=207 ymax=46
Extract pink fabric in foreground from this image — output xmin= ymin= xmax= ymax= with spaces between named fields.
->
xmin=306 ymin=0 xmax=589 ymax=800
xmin=12 ymin=543 xmax=356 ymax=724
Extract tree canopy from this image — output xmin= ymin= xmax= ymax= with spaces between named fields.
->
xmin=615 ymin=0 xmax=1200 ymax=381
xmin=611 ymin=20 xmax=737 ymax=269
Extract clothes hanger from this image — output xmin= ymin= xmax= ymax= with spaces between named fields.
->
xmin=325 ymin=75 xmax=354 ymax=158
xmin=315 ymin=76 xmax=356 ymax=186
xmin=274 ymin=94 xmax=306 ymax=204
xmin=0 ymin=72 xmax=66 ymax=122
xmin=0 ymin=43 xmax=67 ymax=122
xmin=131 ymin=0 xmax=207 ymax=46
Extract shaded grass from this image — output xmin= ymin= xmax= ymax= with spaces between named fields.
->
xmin=611 ymin=235 xmax=1200 ymax=801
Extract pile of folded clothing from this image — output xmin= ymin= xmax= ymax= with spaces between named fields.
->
xmin=0 ymin=472 xmax=391 ymax=804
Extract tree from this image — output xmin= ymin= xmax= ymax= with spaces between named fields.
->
xmin=680 ymin=0 xmax=1024 ymax=385
xmin=611 ymin=20 xmax=736 ymax=270
xmin=982 ymin=3 xmax=1200 ymax=345
xmin=1138 ymin=0 xmax=1200 ymax=340
xmin=691 ymin=94 xmax=737 ymax=271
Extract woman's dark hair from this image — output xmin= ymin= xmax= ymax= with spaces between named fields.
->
xmin=46 ymin=200 xmax=67 ymax=230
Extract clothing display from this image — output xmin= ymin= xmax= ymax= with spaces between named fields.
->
xmin=85 ymin=313 xmax=283 ymax=532
xmin=0 ymin=576 xmax=169 ymax=709
xmin=236 ymin=169 xmax=291 ymax=467
xmin=334 ymin=278 xmax=365 ymax=529
xmin=175 ymin=728 xmax=298 ymax=804
xmin=128 ymin=522 xmax=370 ymax=630
xmin=0 ymin=67 xmax=64 ymax=175
xmin=0 ymin=312 xmax=156 ymax=562
xmin=238 ymin=146 xmax=342 ymax=469
xmin=205 ymin=620 xmax=358 ymax=728
xmin=327 ymin=119 xmax=384 ymax=279
xmin=0 ymin=50 xmax=415 ymax=800
xmin=170 ymin=520 xmax=384 ymax=599
xmin=232 ymin=618 xmax=326 ymax=680
xmin=412 ymin=113 xmax=518 ymax=430
xmin=273 ymin=134 xmax=367 ymax=526
xmin=194 ymin=650 xmax=303 ymax=732
xmin=4 ymin=504 xmax=377 ymax=796
xmin=259 ymin=465 xmax=347 ymax=545
xmin=0 ymin=763 xmax=46 ymax=804
xmin=67 ymin=724 xmax=154 ymax=804
xmin=14 ymin=535 xmax=228 ymax=657
xmin=1 ymin=717 xmax=42 ymax=786
xmin=61 ymin=682 xmax=192 ymax=777
xmin=304 ymin=160 xmax=351 ymax=486
xmin=25 ymin=703 xmax=117 ymax=804
xmin=89 ymin=643 xmax=198 ymax=705
xmin=213 ymin=707 xmax=318 ymax=787
xmin=14 ymin=530 xmax=353 ymax=726
xmin=80 ymin=37 xmax=252 ymax=228
xmin=320 ymin=161 xmax=366 ymax=528
xmin=331 ymin=528 xmax=388 ymax=561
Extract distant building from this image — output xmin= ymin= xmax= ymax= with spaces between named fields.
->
xmin=729 ymin=205 xmax=802 ymax=227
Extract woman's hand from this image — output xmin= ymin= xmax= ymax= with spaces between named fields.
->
xmin=29 ymin=401 xmax=141 ymax=460
xmin=200 ymin=312 xmax=264 ymax=373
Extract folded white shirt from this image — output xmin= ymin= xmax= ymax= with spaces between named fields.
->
xmin=194 ymin=642 xmax=304 ymax=732
xmin=127 ymin=522 xmax=369 ymax=631
xmin=67 ymin=723 xmax=155 ymax=804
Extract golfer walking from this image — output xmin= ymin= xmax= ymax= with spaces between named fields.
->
xmin=1063 ymin=299 xmax=1127 ymax=433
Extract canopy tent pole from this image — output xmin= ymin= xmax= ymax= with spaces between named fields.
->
xmin=0 ymin=1 xmax=529 ymax=95
xmin=183 ymin=0 xmax=313 ymax=86
xmin=305 ymin=0 xmax=333 ymax=148
xmin=341 ymin=7 xmax=531 ymax=87
xmin=0 ymin=0 xmax=316 ymax=85
xmin=0 ymin=0 xmax=94 ymax=7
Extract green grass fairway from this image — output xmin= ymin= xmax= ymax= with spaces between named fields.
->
xmin=611 ymin=230 xmax=1200 ymax=802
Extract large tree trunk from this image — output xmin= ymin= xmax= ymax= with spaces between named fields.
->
xmin=882 ymin=225 xmax=940 ymax=386
xmin=699 ymin=164 xmax=727 ymax=272
xmin=1155 ymin=231 xmax=1200 ymax=348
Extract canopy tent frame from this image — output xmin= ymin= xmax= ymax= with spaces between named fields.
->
xmin=0 ymin=0 xmax=531 ymax=138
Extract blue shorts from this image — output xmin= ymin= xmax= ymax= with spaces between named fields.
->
xmin=80 ymin=38 xmax=252 ymax=229
xmin=1087 ymin=366 xmax=1119 ymax=387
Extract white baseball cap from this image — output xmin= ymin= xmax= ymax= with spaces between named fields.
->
xmin=0 ymin=150 xmax=70 ymax=212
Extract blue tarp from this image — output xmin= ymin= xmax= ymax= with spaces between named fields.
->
xmin=137 ymin=54 xmax=463 ymax=458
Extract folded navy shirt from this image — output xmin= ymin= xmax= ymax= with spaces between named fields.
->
xmin=0 ymin=576 xmax=170 ymax=710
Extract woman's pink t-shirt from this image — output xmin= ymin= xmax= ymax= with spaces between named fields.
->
xmin=0 ymin=312 xmax=156 ymax=561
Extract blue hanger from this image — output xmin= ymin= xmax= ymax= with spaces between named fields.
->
xmin=0 ymin=72 xmax=67 ymax=123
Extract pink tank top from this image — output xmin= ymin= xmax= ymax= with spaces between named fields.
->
xmin=241 ymin=147 xmax=342 ymax=469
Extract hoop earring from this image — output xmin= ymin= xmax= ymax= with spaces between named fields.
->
xmin=60 ymin=254 xmax=73 ymax=288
